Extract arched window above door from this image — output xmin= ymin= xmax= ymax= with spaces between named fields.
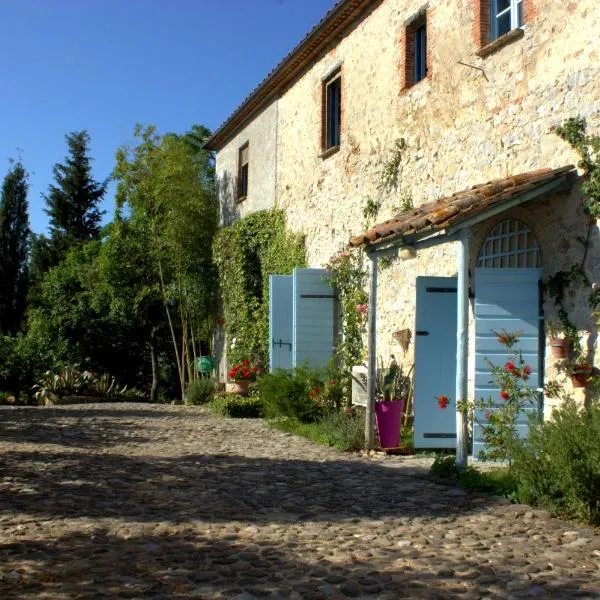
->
xmin=477 ymin=219 xmax=541 ymax=268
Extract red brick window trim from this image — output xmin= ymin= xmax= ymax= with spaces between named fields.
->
xmin=401 ymin=9 xmax=429 ymax=93
xmin=474 ymin=0 xmax=528 ymax=50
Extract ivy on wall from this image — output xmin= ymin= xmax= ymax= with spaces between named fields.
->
xmin=213 ymin=210 xmax=306 ymax=367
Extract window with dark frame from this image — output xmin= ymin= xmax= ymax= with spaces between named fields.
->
xmin=322 ymin=71 xmax=341 ymax=151
xmin=237 ymin=143 xmax=249 ymax=201
xmin=490 ymin=0 xmax=523 ymax=40
xmin=414 ymin=21 xmax=427 ymax=83
xmin=403 ymin=12 xmax=428 ymax=91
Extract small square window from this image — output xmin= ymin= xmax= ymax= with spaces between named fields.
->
xmin=237 ymin=143 xmax=249 ymax=201
xmin=322 ymin=71 xmax=341 ymax=151
xmin=490 ymin=0 xmax=523 ymax=40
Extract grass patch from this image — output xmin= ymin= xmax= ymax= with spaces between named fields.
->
xmin=268 ymin=409 xmax=365 ymax=452
xmin=431 ymin=454 xmax=518 ymax=499
xmin=208 ymin=393 xmax=263 ymax=418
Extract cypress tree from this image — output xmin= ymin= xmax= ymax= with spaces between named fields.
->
xmin=30 ymin=131 xmax=107 ymax=293
xmin=0 ymin=161 xmax=30 ymax=334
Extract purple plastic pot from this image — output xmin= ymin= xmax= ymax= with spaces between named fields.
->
xmin=375 ymin=400 xmax=404 ymax=448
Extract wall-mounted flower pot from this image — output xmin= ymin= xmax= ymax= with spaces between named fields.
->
xmin=570 ymin=364 xmax=592 ymax=388
xmin=549 ymin=338 xmax=570 ymax=359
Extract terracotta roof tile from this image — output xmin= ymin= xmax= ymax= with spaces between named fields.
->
xmin=349 ymin=165 xmax=576 ymax=248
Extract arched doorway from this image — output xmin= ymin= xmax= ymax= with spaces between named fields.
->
xmin=473 ymin=219 xmax=543 ymax=458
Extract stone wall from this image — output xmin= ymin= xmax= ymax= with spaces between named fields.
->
xmin=215 ymin=99 xmax=278 ymax=226
xmin=272 ymin=0 xmax=600 ymax=406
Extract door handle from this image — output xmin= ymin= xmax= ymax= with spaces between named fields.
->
xmin=415 ymin=330 xmax=429 ymax=336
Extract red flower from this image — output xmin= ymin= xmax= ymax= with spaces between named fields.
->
xmin=228 ymin=368 xmax=237 ymax=379
xmin=242 ymin=359 xmax=249 ymax=366
xmin=438 ymin=395 xmax=449 ymax=410
xmin=242 ymin=368 xmax=251 ymax=379
xmin=500 ymin=390 xmax=510 ymax=401
xmin=252 ymin=366 xmax=258 ymax=372
xmin=522 ymin=365 xmax=532 ymax=379
xmin=505 ymin=361 xmax=515 ymax=372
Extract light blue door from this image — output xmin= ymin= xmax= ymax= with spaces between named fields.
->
xmin=293 ymin=268 xmax=336 ymax=369
xmin=269 ymin=275 xmax=294 ymax=371
xmin=473 ymin=268 xmax=542 ymax=459
xmin=414 ymin=277 xmax=458 ymax=449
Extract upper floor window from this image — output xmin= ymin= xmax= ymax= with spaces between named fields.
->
xmin=402 ymin=11 xmax=428 ymax=92
xmin=322 ymin=70 xmax=341 ymax=152
xmin=414 ymin=20 xmax=427 ymax=83
xmin=237 ymin=142 xmax=249 ymax=201
xmin=490 ymin=0 xmax=523 ymax=40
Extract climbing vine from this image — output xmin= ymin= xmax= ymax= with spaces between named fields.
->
xmin=213 ymin=210 xmax=306 ymax=367
xmin=325 ymin=249 xmax=369 ymax=402
xmin=546 ymin=118 xmax=600 ymax=353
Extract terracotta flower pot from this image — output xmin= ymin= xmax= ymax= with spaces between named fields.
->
xmin=231 ymin=380 xmax=250 ymax=396
xmin=570 ymin=364 xmax=592 ymax=388
xmin=549 ymin=338 xmax=570 ymax=359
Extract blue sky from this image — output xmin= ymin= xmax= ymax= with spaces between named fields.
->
xmin=0 ymin=0 xmax=336 ymax=234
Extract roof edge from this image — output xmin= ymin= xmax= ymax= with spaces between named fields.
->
xmin=204 ymin=0 xmax=381 ymax=152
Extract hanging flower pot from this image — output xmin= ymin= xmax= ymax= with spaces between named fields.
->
xmin=549 ymin=338 xmax=570 ymax=359
xmin=570 ymin=363 xmax=593 ymax=388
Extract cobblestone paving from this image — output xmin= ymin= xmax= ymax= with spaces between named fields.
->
xmin=0 ymin=404 xmax=598 ymax=599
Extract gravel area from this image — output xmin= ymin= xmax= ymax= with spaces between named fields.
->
xmin=0 ymin=403 xmax=598 ymax=599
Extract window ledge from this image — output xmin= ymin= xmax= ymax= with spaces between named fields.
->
xmin=319 ymin=145 xmax=340 ymax=160
xmin=236 ymin=195 xmax=247 ymax=204
xmin=477 ymin=27 xmax=524 ymax=58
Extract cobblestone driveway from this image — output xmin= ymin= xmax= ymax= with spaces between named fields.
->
xmin=0 ymin=404 xmax=598 ymax=599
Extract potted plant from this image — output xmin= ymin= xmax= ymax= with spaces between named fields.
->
xmin=546 ymin=319 xmax=570 ymax=359
xmin=569 ymin=356 xmax=593 ymax=388
xmin=374 ymin=356 xmax=407 ymax=448
xmin=228 ymin=359 xmax=259 ymax=396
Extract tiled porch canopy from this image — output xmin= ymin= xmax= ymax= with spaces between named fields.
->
xmin=349 ymin=165 xmax=576 ymax=250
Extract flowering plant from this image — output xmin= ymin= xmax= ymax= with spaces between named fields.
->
xmin=435 ymin=331 xmax=538 ymax=461
xmin=228 ymin=359 xmax=259 ymax=382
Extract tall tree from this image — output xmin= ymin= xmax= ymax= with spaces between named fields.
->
xmin=114 ymin=124 xmax=218 ymax=401
xmin=31 ymin=131 xmax=107 ymax=285
xmin=0 ymin=161 xmax=30 ymax=334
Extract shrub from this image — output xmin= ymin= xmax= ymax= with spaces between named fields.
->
xmin=258 ymin=367 xmax=322 ymax=422
xmin=184 ymin=378 xmax=215 ymax=406
xmin=317 ymin=409 xmax=365 ymax=451
xmin=510 ymin=399 xmax=600 ymax=525
xmin=209 ymin=393 xmax=263 ymax=418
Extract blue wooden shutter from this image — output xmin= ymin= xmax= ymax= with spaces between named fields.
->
xmin=293 ymin=268 xmax=336 ymax=369
xmin=413 ymin=277 xmax=458 ymax=449
xmin=269 ymin=275 xmax=294 ymax=372
xmin=473 ymin=268 xmax=542 ymax=459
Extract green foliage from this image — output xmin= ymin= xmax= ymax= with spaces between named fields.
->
xmin=316 ymin=409 xmax=365 ymax=451
xmin=258 ymin=366 xmax=337 ymax=423
xmin=0 ymin=160 xmax=30 ymax=334
xmin=268 ymin=408 xmax=365 ymax=451
xmin=213 ymin=209 xmax=306 ymax=367
xmin=114 ymin=123 xmax=218 ymax=400
xmin=430 ymin=454 xmax=458 ymax=478
xmin=325 ymin=250 xmax=368 ymax=401
xmin=209 ymin=393 xmax=263 ymax=418
xmin=555 ymin=117 xmax=600 ymax=218
xmin=184 ymin=378 xmax=215 ymax=405
xmin=378 ymin=138 xmax=407 ymax=194
xmin=510 ymin=399 xmax=600 ymax=525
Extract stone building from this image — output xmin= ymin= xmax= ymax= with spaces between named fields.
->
xmin=206 ymin=0 xmax=600 ymax=451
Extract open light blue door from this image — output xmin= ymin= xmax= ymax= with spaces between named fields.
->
xmin=414 ymin=277 xmax=458 ymax=449
xmin=473 ymin=268 xmax=542 ymax=459
xmin=269 ymin=275 xmax=294 ymax=371
xmin=292 ymin=268 xmax=336 ymax=369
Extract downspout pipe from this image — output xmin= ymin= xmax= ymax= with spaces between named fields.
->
xmin=455 ymin=228 xmax=470 ymax=469
xmin=365 ymin=252 xmax=378 ymax=450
